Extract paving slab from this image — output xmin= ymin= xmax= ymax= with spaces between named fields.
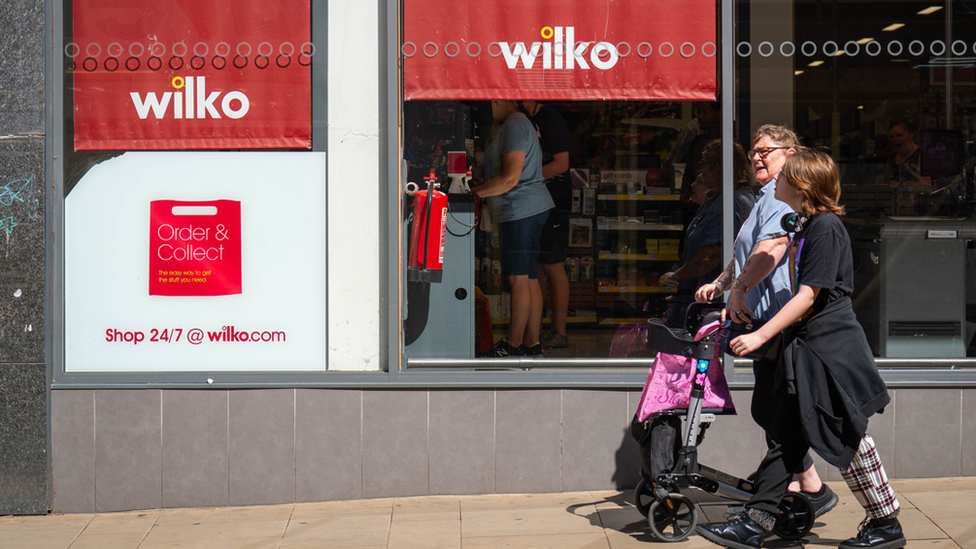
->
xmin=67 ymin=511 xmax=161 ymax=549
xmin=461 ymin=493 xmax=601 ymax=538
xmin=281 ymin=500 xmax=393 ymax=548
xmin=138 ymin=505 xmax=293 ymax=549
xmin=463 ymin=532 xmax=611 ymax=549
xmin=388 ymin=497 xmax=460 ymax=549
xmin=897 ymin=490 xmax=976 ymax=549
xmin=0 ymin=514 xmax=93 ymax=549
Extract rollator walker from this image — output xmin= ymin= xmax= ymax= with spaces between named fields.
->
xmin=630 ymin=306 xmax=815 ymax=542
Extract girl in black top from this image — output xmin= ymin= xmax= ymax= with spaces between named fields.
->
xmin=697 ymin=149 xmax=905 ymax=549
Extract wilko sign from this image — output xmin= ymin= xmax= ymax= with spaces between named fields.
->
xmin=404 ymin=0 xmax=716 ymax=101
xmin=131 ymin=76 xmax=250 ymax=120
xmin=71 ymin=0 xmax=311 ymax=150
xmin=149 ymin=200 xmax=242 ymax=296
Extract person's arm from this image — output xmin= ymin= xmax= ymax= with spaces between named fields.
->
xmin=695 ymin=259 xmax=734 ymax=303
xmin=542 ymin=152 xmax=569 ymax=180
xmin=661 ymin=243 xmax=721 ymax=287
xmin=728 ymin=284 xmax=820 ymax=357
xmin=725 ymin=235 xmax=790 ymax=321
xmin=473 ymin=150 xmax=525 ymax=198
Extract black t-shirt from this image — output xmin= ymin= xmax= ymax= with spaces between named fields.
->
xmin=789 ymin=211 xmax=854 ymax=316
xmin=530 ymin=105 xmax=571 ymax=212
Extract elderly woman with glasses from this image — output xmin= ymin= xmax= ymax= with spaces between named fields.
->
xmin=694 ymin=125 xmax=838 ymax=516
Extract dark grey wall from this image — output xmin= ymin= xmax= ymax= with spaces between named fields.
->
xmin=0 ymin=0 xmax=49 ymax=514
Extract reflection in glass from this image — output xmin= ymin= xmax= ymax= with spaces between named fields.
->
xmin=737 ymin=0 xmax=976 ymax=359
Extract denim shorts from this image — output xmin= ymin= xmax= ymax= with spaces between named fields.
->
xmin=499 ymin=209 xmax=550 ymax=279
xmin=537 ymin=208 xmax=567 ymax=265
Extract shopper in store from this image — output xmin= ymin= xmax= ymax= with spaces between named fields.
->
xmin=473 ymin=100 xmax=554 ymax=357
xmin=697 ymin=148 xmax=904 ymax=549
xmin=885 ymin=119 xmax=931 ymax=216
xmin=521 ymin=100 xmax=572 ymax=350
xmin=694 ymin=125 xmax=837 ymax=514
xmin=885 ymin=119 xmax=926 ymax=186
xmin=668 ymin=101 xmax=722 ymax=208
xmin=660 ymin=141 xmax=753 ymax=327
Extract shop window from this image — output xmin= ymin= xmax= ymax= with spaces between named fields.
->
xmin=400 ymin=0 xmax=723 ymax=364
xmin=736 ymin=0 xmax=976 ymax=360
xmin=60 ymin=0 xmax=329 ymax=373
xmin=403 ymin=101 xmax=740 ymax=361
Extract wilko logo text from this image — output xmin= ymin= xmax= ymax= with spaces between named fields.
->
xmin=500 ymin=26 xmax=619 ymax=71
xmin=130 ymin=76 xmax=250 ymax=120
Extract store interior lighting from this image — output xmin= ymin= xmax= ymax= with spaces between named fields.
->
xmin=883 ymin=23 xmax=906 ymax=31
xmin=917 ymin=6 xmax=943 ymax=15
xmin=856 ymin=38 xmax=874 ymax=45
xmin=795 ymin=70 xmax=804 ymax=75
xmin=808 ymin=60 xmax=825 ymax=67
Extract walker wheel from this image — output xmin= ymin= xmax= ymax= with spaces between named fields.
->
xmin=772 ymin=491 xmax=814 ymax=540
xmin=634 ymin=479 xmax=657 ymax=518
xmin=647 ymin=493 xmax=698 ymax=542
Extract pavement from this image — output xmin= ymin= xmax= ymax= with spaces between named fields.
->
xmin=1 ymin=478 xmax=973 ymax=549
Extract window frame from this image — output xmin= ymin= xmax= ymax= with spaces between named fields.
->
xmin=48 ymin=0 xmax=976 ymax=389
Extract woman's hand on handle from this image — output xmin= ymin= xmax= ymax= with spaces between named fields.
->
xmin=726 ymin=290 xmax=755 ymax=324
xmin=695 ymin=283 xmax=723 ymax=303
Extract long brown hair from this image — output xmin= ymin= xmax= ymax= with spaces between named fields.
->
xmin=781 ymin=148 xmax=845 ymax=216
xmin=701 ymin=140 xmax=753 ymax=189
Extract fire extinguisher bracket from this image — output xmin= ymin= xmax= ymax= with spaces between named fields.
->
xmin=407 ymin=267 xmax=443 ymax=284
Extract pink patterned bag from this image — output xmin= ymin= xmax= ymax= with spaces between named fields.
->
xmin=636 ymin=320 xmax=736 ymax=422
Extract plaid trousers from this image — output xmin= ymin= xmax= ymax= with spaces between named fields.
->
xmin=840 ymin=434 xmax=900 ymax=518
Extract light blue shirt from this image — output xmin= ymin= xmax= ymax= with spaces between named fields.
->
xmin=732 ymin=179 xmax=794 ymax=320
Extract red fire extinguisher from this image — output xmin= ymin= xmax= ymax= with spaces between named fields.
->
xmin=408 ymin=177 xmax=448 ymax=279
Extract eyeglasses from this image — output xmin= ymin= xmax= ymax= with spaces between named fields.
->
xmin=748 ymin=146 xmax=791 ymax=158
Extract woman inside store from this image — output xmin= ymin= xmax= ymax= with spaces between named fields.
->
xmin=473 ymin=99 xmax=555 ymax=357
xmin=885 ymin=118 xmax=931 ymax=216
xmin=697 ymin=148 xmax=904 ymax=549
xmin=660 ymin=140 xmax=753 ymax=327
xmin=885 ymin=119 xmax=926 ymax=186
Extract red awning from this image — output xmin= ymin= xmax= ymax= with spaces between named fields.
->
xmin=404 ymin=0 xmax=717 ymax=101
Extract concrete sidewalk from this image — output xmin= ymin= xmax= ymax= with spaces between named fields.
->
xmin=1 ymin=478 xmax=973 ymax=549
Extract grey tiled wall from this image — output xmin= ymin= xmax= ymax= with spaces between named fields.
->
xmin=49 ymin=387 xmax=976 ymax=513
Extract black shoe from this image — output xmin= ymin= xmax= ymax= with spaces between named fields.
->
xmin=484 ymin=339 xmax=521 ymax=358
xmin=839 ymin=516 xmax=906 ymax=549
xmin=697 ymin=514 xmax=765 ymax=549
xmin=519 ymin=343 xmax=543 ymax=356
xmin=805 ymin=484 xmax=839 ymax=517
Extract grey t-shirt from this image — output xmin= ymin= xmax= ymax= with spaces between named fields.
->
xmin=485 ymin=113 xmax=554 ymax=223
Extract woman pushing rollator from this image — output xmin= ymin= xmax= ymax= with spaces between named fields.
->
xmin=697 ymin=148 xmax=905 ymax=549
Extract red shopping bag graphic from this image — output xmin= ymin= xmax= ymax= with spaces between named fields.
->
xmin=149 ymin=200 xmax=242 ymax=296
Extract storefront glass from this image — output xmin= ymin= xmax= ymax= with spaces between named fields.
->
xmin=403 ymin=0 xmax=976 ymax=365
xmin=59 ymin=0 xmax=331 ymax=373
xmin=737 ymin=0 xmax=976 ymax=360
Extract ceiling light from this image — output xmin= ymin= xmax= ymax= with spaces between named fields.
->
xmin=857 ymin=105 xmax=864 ymax=110
xmin=883 ymin=23 xmax=905 ymax=31
xmin=795 ymin=70 xmax=804 ymax=75
xmin=808 ymin=60 xmax=824 ymax=67
xmin=917 ymin=6 xmax=943 ymax=15
xmin=832 ymin=50 xmax=846 ymax=57
xmin=856 ymin=38 xmax=874 ymax=45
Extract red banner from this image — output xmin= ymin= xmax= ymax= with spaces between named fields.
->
xmin=404 ymin=0 xmax=716 ymax=101
xmin=149 ymin=200 xmax=242 ymax=296
xmin=71 ymin=0 xmax=312 ymax=151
